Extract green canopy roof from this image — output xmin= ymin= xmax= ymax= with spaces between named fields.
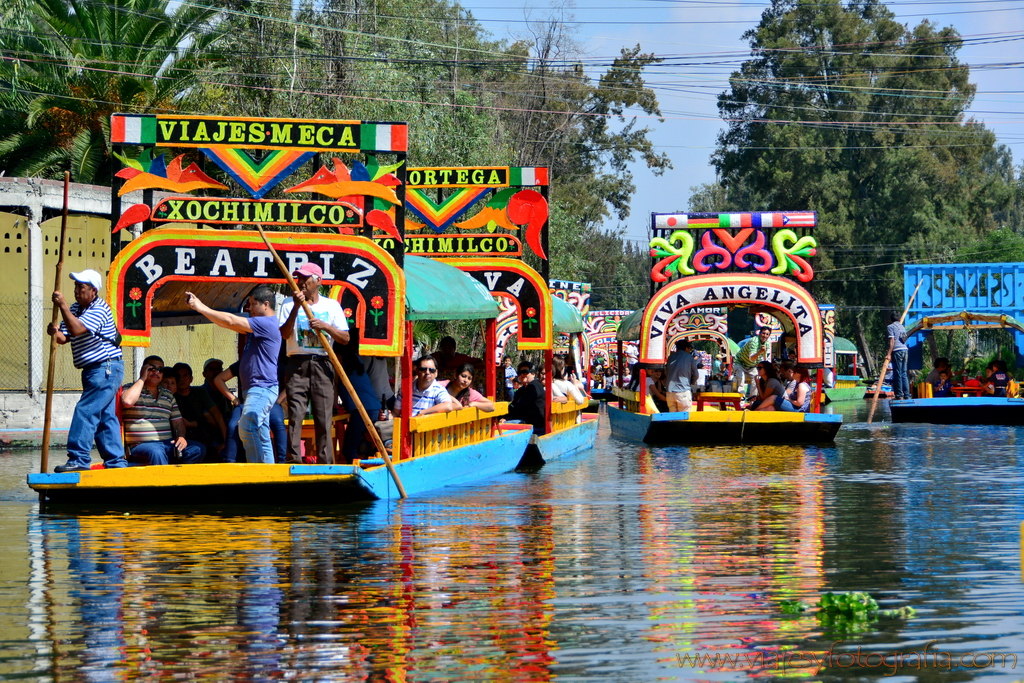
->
xmin=552 ymin=296 xmax=585 ymax=334
xmin=405 ymin=256 xmax=499 ymax=321
xmin=615 ymin=308 xmax=645 ymax=341
xmin=834 ymin=336 xmax=858 ymax=354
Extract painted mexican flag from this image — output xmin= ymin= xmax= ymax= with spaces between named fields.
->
xmin=359 ymin=123 xmax=408 ymax=152
xmin=111 ymin=114 xmax=157 ymax=145
xmin=510 ymin=167 xmax=549 ymax=186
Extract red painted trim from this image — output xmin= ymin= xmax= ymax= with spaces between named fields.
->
xmin=638 ymin=368 xmax=648 ymax=414
xmin=400 ymin=321 xmax=414 ymax=460
xmin=485 ymin=319 xmax=497 ymax=399
xmin=544 ymin=348 xmax=553 ymax=434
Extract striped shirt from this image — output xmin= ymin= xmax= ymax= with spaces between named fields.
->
xmin=122 ymin=385 xmax=182 ymax=445
xmin=59 ymin=298 xmax=122 ymax=368
xmin=394 ymin=379 xmax=452 ymax=417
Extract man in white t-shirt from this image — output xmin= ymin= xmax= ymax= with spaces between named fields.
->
xmin=279 ymin=263 xmax=350 ymax=464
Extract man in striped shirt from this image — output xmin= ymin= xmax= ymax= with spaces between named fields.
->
xmin=47 ymin=270 xmax=127 ymax=472
xmin=393 ymin=356 xmax=455 ymax=417
xmin=120 ymin=355 xmax=205 ymax=465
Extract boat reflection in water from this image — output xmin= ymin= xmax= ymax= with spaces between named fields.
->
xmin=28 ymin=504 xmax=559 ymax=681
xmin=634 ymin=445 xmax=828 ymax=670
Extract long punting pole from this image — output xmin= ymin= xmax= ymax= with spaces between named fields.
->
xmin=867 ymin=280 xmax=923 ymax=425
xmin=255 ymin=224 xmax=407 ymax=499
xmin=40 ymin=172 xmax=71 ymax=476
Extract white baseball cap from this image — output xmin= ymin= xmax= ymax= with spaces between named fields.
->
xmin=70 ymin=269 xmax=102 ymax=291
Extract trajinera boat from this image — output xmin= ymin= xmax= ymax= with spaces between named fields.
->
xmin=400 ymin=164 xmax=598 ymax=465
xmin=889 ymin=263 xmax=1024 ymax=425
xmin=606 ymin=211 xmax=843 ymax=445
xmin=28 ymin=113 xmax=572 ymax=504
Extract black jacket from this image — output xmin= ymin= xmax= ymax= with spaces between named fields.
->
xmin=507 ymin=379 xmax=547 ymax=435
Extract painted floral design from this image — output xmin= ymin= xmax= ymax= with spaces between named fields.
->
xmin=369 ymin=296 xmax=385 ymax=324
xmin=127 ymin=287 xmax=143 ymax=317
xmin=523 ymin=306 xmax=538 ymax=329
xmin=344 ymin=307 xmax=355 ymax=325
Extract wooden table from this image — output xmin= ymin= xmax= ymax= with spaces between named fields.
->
xmin=696 ymin=392 xmax=744 ymax=411
xmin=950 ymin=386 xmax=984 ymax=397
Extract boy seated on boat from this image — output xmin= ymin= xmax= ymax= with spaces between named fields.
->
xmin=120 ymin=355 xmax=205 ymax=466
xmin=932 ymin=370 xmax=953 ymax=398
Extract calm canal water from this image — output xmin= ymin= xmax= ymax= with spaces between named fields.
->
xmin=1 ymin=401 xmax=1022 ymax=681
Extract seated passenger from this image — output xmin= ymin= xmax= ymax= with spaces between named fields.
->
xmin=393 ymin=357 xmax=455 ymax=417
xmin=173 ymin=363 xmax=227 ymax=458
xmin=646 ymin=367 xmax=670 ymax=413
xmin=752 ymin=361 xmax=787 ymax=411
xmin=431 ymin=336 xmax=483 ymax=384
xmin=985 ymin=361 xmax=1011 ymax=397
xmin=120 ymin=358 xmax=205 ymax=465
xmin=925 ymin=357 xmax=951 ymax=385
xmin=551 ymin=357 xmax=585 ymax=406
xmin=933 ymin=370 xmax=953 ymax=398
xmin=505 ymin=361 xmax=547 ymax=435
xmin=440 ymin=363 xmax=495 ymax=411
xmin=774 ymin=366 xmax=812 ymax=412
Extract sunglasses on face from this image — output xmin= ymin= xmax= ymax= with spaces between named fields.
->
xmin=417 ymin=367 xmax=437 ymax=373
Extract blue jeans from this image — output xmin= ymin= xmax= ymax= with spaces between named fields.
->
xmin=892 ymin=349 xmax=910 ymax=400
xmin=224 ymin=402 xmax=286 ymax=463
xmin=65 ymin=358 xmax=126 ymax=469
xmin=239 ymin=386 xmax=278 ymax=464
xmin=128 ymin=440 xmax=205 ymax=465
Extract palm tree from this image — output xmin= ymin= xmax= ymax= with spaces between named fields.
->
xmin=0 ymin=0 xmax=223 ymax=183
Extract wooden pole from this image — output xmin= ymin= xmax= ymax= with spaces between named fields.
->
xmin=867 ymin=280 xmax=923 ymax=424
xmin=40 ymin=172 xmax=71 ymax=475
xmin=255 ymin=225 xmax=407 ymax=499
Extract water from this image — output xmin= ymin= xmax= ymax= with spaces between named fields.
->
xmin=1 ymin=401 xmax=1023 ymax=681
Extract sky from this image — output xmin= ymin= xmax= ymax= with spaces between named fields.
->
xmin=457 ymin=0 xmax=1024 ymax=244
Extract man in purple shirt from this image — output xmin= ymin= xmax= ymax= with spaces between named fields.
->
xmin=186 ymin=285 xmax=282 ymax=463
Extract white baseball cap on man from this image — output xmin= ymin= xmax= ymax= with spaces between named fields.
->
xmin=69 ymin=269 xmax=103 ymax=291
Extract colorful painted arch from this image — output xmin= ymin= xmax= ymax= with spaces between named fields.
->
xmin=639 ymin=273 xmax=824 ymax=366
xmin=108 ymin=227 xmax=405 ymax=356
xmin=437 ymin=257 xmax=553 ymax=350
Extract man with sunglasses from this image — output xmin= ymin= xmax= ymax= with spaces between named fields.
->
xmin=393 ymin=357 xmax=454 ymax=417
xmin=120 ymin=355 xmax=205 ymax=465
xmin=506 ymin=361 xmax=548 ymax=435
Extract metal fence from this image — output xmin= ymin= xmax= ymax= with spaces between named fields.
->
xmin=0 ymin=297 xmax=241 ymax=392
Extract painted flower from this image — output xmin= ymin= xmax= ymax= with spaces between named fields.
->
xmin=344 ymin=307 xmax=353 ymax=318
xmin=523 ymin=306 xmax=538 ymax=330
xmin=369 ymin=296 xmax=385 ymax=324
xmin=126 ymin=287 xmax=143 ymax=317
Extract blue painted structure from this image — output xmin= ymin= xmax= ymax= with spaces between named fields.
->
xmin=606 ymin=405 xmax=842 ymax=445
xmin=522 ymin=416 xmax=599 ymax=466
xmin=890 ymin=397 xmax=1024 ymax=425
xmin=904 ymin=263 xmax=1024 ymax=369
xmin=28 ymin=427 xmax=534 ymax=504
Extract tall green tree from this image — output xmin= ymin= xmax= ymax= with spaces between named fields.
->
xmin=0 ymin=0 xmax=223 ymax=182
xmin=703 ymin=0 xmax=1015 ymax=365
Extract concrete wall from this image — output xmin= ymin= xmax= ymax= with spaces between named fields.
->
xmin=0 ymin=178 xmax=240 ymax=447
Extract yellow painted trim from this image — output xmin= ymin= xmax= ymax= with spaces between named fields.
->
xmin=409 ymin=403 xmax=509 ymax=433
xmin=551 ymin=400 xmax=585 ymax=414
xmin=611 ymin=387 xmax=639 ymax=402
xmin=31 ymin=463 xmax=356 ymax=490
xmin=699 ymin=392 xmax=744 ymax=399
xmin=681 ymin=411 xmax=807 ymax=423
